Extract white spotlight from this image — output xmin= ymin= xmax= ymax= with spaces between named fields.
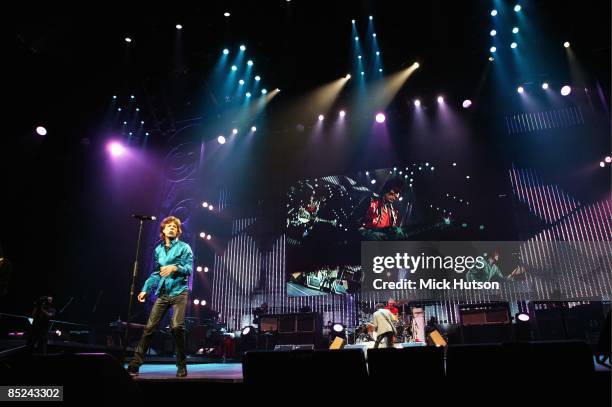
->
xmin=251 ymin=126 xmax=257 ymax=132
xmin=339 ymin=110 xmax=346 ymax=117
xmin=217 ymin=135 xmax=226 ymax=144
xmin=437 ymin=96 xmax=444 ymax=104
xmin=414 ymin=99 xmax=421 ymax=107
xmin=462 ymin=99 xmax=472 ymax=108
xmin=176 ymin=24 xmax=183 ymax=30
xmin=232 ymin=128 xmax=238 ymax=135
xmin=224 ymin=12 xmax=231 ymax=17
xmin=541 ymin=82 xmax=549 ymax=90
xmin=318 ymin=114 xmax=324 ymax=121
xmin=560 ymin=85 xmax=571 ymax=96
xmin=564 ymin=41 xmax=570 ymax=48
xmin=517 ymin=86 xmax=524 ymax=94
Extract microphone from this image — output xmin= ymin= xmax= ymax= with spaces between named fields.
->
xmin=132 ymin=214 xmax=157 ymax=221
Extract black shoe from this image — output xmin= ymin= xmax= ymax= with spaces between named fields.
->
xmin=176 ymin=365 xmax=187 ymax=378
xmin=127 ymin=365 xmax=139 ymax=376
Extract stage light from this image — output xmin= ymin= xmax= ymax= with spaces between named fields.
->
xmin=223 ymin=48 xmax=229 ymax=55
xmin=542 ymin=82 xmax=549 ymax=90
xmin=145 ymin=132 xmax=149 ymax=136
xmin=200 ymin=232 xmax=206 ymax=238
xmin=514 ymin=4 xmax=521 ymax=12
xmin=605 ymin=156 xmax=611 ymax=163
xmin=318 ymin=114 xmax=324 ymax=121
xmin=217 ymin=135 xmax=226 ymax=144
xmin=414 ymin=99 xmax=421 ymax=107
xmin=560 ymin=85 xmax=571 ymax=96
xmin=600 ymin=162 xmax=605 ymax=168
xmin=207 ymin=234 xmax=212 ymax=240
xmin=125 ymin=37 xmax=132 ymax=43
xmin=239 ymin=79 xmax=245 ymax=85
xmin=489 ymin=56 xmax=495 ymax=61
xmin=491 ymin=9 xmax=497 ymax=16
xmin=513 ymin=27 xmax=519 ymax=34
xmin=224 ymin=12 xmax=231 ymax=17
xmin=202 ymin=202 xmax=209 ymax=208
xmin=379 ymin=68 xmax=383 ymax=72
xmin=136 ymin=108 xmax=140 ymax=112
xmin=231 ymin=65 xmax=237 ymax=71
xmin=36 ymin=126 xmax=47 ymax=136
xmin=251 ymin=126 xmax=257 ymax=132
xmin=376 ymin=51 xmax=380 ymax=56
xmin=466 ymin=175 xmax=470 ymax=179
xmin=453 ymin=162 xmax=457 ymax=166
xmin=255 ymin=75 xmax=261 ymax=81
xmin=242 ymin=326 xmax=254 ymax=336
xmin=339 ymin=110 xmax=346 ymax=117
xmin=511 ymin=42 xmax=517 ymax=49
xmin=194 ymin=299 xmax=200 ymax=305
xmin=55 ymin=330 xmax=62 ymax=336
xmin=176 ymin=24 xmax=182 ymax=30
xmin=490 ymin=46 xmax=497 ymax=53
xmin=564 ymin=41 xmax=570 ymax=48
xmin=373 ymin=33 xmax=377 ymax=38
xmin=261 ymin=89 xmax=268 ymax=95
xmin=413 ymin=62 xmax=420 ymax=68
xmin=490 ymin=29 xmax=497 ymax=36
xmin=437 ymin=96 xmax=444 ymax=104
xmin=370 ymin=179 xmax=376 ymax=184
xmin=201 ymin=301 xmax=206 ymax=306
xmin=130 ymin=95 xmax=135 ymax=99
xmin=247 ymin=60 xmax=253 ymax=66
xmin=246 ymin=92 xmax=252 ymax=98
xmin=369 ymin=15 xmax=373 ymax=20
xmin=197 ymin=266 xmax=203 ymax=272
xmin=517 ymin=86 xmax=524 ymax=94
xmin=128 ymin=132 xmax=132 ymax=136
xmin=107 ymin=141 xmax=125 ymax=157
xmin=515 ymin=312 xmax=532 ymax=341
xmin=360 ymin=71 xmax=365 ymax=76
xmin=355 ymin=36 xmax=359 ymax=41
xmin=352 ymin=19 xmax=355 ymax=24
xmin=232 ymin=128 xmax=238 ymax=135
xmin=204 ymin=267 xmax=209 ymax=272
xmin=358 ymin=55 xmax=362 ymax=59
xmin=209 ymin=205 xmax=214 ymax=210
xmin=112 ymin=95 xmax=117 ymax=99
xmin=140 ymin=121 xmax=144 ymax=124
xmin=462 ymin=99 xmax=472 ymax=108
xmin=123 ymin=121 xmax=127 ymax=125
xmin=375 ymin=113 xmax=386 ymax=123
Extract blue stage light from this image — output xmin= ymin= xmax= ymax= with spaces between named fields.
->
xmin=514 ymin=4 xmax=521 ymax=12
xmin=247 ymin=60 xmax=253 ymax=66
xmin=246 ymin=92 xmax=252 ymax=98
xmin=490 ymin=30 xmax=497 ymax=36
xmin=490 ymin=46 xmax=497 ymax=53
xmin=261 ymin=89 xmax=268 ymax=95
xmin=491 ymin=9 xmax=498 ymax=16
xmin=239 ymin=79 xmax=245 ymax=85
xmin=223 ymin=49 xmax=229 ymax=55
xmin=239 ymin=44 xmax=246 ymax=51
xmin=255 ymin=75 xmax=261 ymax=81
xmin=231 ymin=65 xmax=237 ymax=71
xmin=511 ymin=42 xmax=517 ymax=49
xmin=512 ymin=27 xmax=519 ymax=34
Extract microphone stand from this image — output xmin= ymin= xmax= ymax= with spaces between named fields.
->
xmin=123 ymin=218 xmax=146 ymax=364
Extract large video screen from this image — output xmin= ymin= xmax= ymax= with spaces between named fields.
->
xmin=285 ymin=165 xmax=478 ymax=297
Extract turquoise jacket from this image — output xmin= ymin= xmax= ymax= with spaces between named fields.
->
xmin=141 ymin=238 xmax=193 ymax=297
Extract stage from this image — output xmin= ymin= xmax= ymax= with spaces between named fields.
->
xmin=129 ymin=362 xmax=243 ymax=383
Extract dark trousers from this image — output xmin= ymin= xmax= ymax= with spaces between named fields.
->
xmin=374 ymin=331 xmax=395 ymax=348
xmin=130 ymin=291 xmax=188 ymax=368
xmin=26 ymin=329 xmax=48 ymax=354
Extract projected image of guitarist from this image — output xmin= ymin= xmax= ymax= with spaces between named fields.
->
xmin=288 ymin=195 xmax=337 ymax=237
xmin=352 ymin=177 xmax=407 ymax=240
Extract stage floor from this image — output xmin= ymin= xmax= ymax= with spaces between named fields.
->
xmin=128 ymin=355 xmax=609 ymax=383
xmin=129 ymin=363 xmax=243 ymax=382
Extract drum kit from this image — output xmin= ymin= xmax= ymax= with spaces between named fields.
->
xmin=353 ymin=300 xmax=425 ymax=344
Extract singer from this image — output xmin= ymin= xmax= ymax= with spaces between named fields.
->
xmin=127 ymin=216 xmax=193 ymax=377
